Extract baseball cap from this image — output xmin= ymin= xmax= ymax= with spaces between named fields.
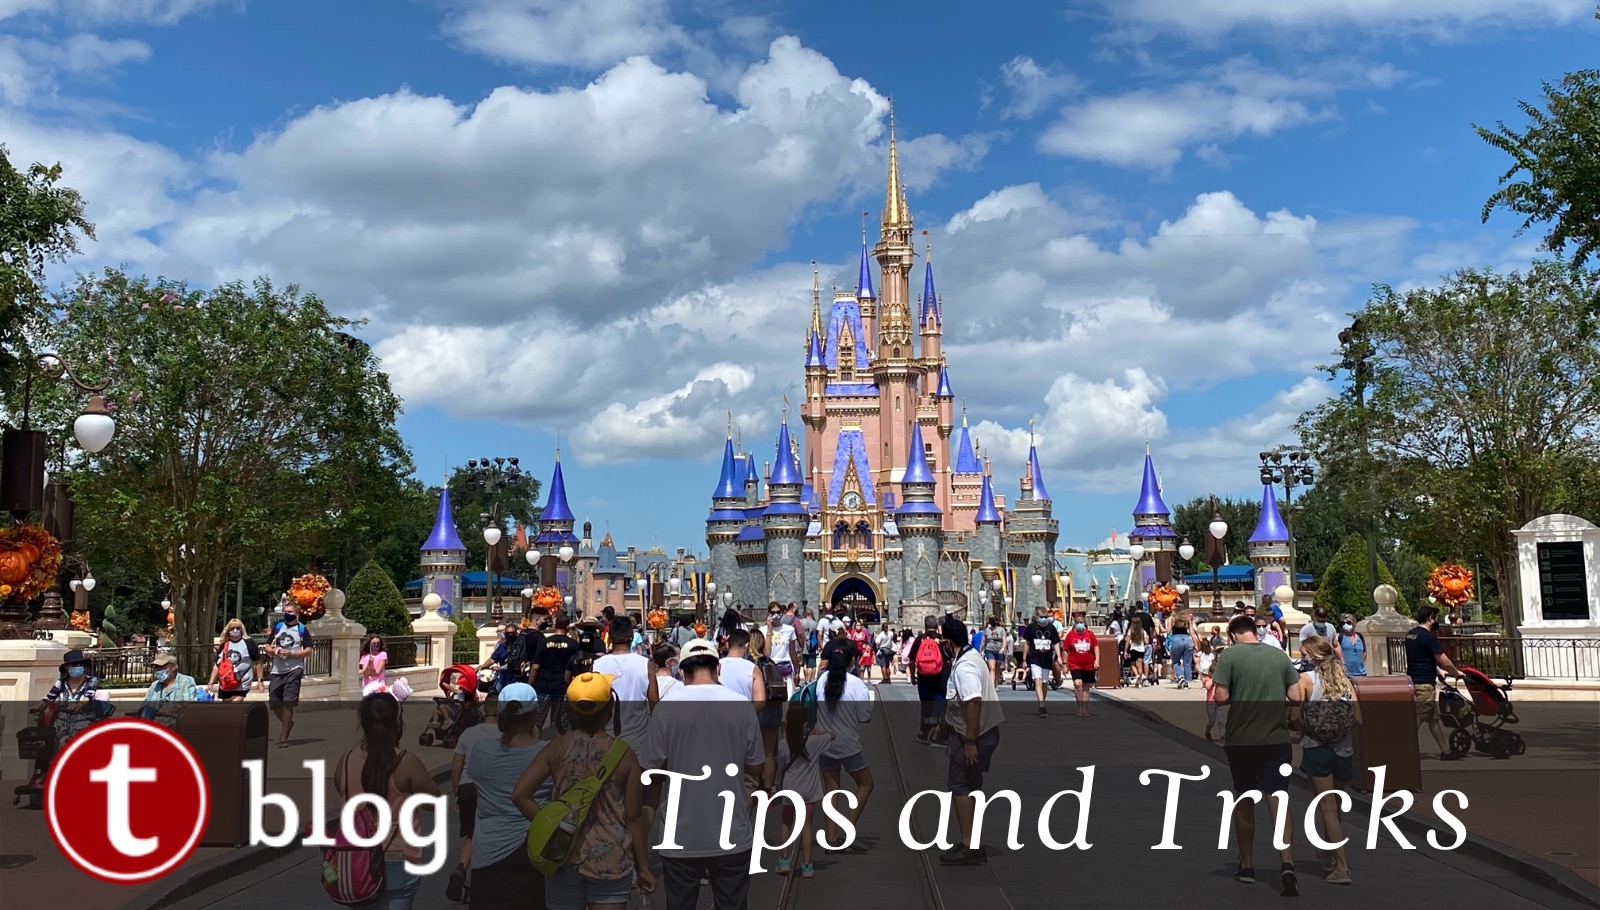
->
xmin=498 ymin=682 xmax=539 ymax=715
xmin=150 ymin=652 xmax=178 ymax=667
xmin=680 ymin=640 xmax=718 ymax=662
xmin=566 ymin=672 xmax=616 ymax=713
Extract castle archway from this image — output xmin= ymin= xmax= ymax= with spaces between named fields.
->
xmin=826 ymin=574 xmax=880 ymax=623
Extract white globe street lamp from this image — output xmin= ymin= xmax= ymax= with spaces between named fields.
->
xmin=722 ymin=591 xmax=734 ymax=606
xmin=992 ymin=579 xmax=1004 ymax=592
xmin=1179 ymin=542 xmax=1195 ymax=561
xmin=1128 ymin=544 xmax=1145 ymax=562
xmin=74 ymin=395 xmax=115 ymax=454
xmin=1176 ymin=583 xmax=1189 ymax=595
xmin=160 ymin=598 xmax=171 ymax=610
xmin=70 ymin=579 xmax=81 ymax=592
xmin=558 ymin=546 xmax=575 ymax=563
xmin=1209 ymin=518 xmax=1229 ymax=541
xmin=668 ymin=576 xmax=682 ymax=595
xmin=706 ymin=581 xmax=717 ymax=595
xmin=81 ymin=575 xmax=95 ymax=592
xmin=1031 ymin=573 xmax=1043 ymax=587
xmin=483 ymin=527 xmax=502 ymax=547
xmin=526 ymin=548 xmax=541 ymax=566
xmin=563 ymin=595 xmax=573 ymax=608
xmin=521 ymin=587 xmax=534 ymax=599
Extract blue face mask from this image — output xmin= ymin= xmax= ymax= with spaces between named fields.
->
xmin=1073 ymin=623 xmax=1086 ymax=632
xmin=155 ymin=670 xmax=170 ymax=683
xmin=68 ymin=666 xmax=86 ymax=679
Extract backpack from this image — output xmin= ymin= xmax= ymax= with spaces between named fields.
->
xmin=525 ymin=738 xmax=630 ymax=876
xmin=321 ymin=754 xmax=393 ymax=905
xmin=216 ymin=643 xmax=240 ymax=690
xmin=758 ymin=658 xmax=787 ymax=702
xmin=792 ymin=680 xmax=820 ymax=732
xmin=1302 ymin=694 xmax=1355 ymax=745
xmin=914 ymin=636 xmax=946 ymax=676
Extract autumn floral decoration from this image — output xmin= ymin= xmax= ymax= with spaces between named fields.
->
xmin=0 ymin=523 xmax=64 ymax=603
xmin=287 ymin=573 xmax=332 ymax=620
xmin=1426 ymin=563 xmax=1475 ymax=609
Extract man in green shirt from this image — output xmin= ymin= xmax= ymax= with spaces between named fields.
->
xmin=1213 ymin=614 xmax=1303 ymax=895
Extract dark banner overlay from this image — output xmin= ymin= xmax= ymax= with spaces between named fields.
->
xmin=0 ymin=696 xmax=1595 ymax=910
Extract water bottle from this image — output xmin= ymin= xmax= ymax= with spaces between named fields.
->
xmin=322 ymin=862 xmax=340 ymax=885
xmin=544 ymin=815 xmax=577 ymax=862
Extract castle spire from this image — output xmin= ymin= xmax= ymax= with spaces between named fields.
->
xmin=897 ymin=421 xmax=942 ymax=516
xmin=953 ymin=404 xmax=980 ymax=474
xmin=920 ymin=238 xmax=940 ymax=326
xmin=713 ymin=434 xmax=740 ymax=500
xmin=881 ymin=102 xmax=911 ymax=231
xmin=542 ymin=457 xmax=575 ymax=523
xmin=857 ymin=219 xmax=876 ymax=300
xmin=1134 ymin=448 xmax=1170 ymax=517
xmin=975 ymin=473 xmax=1001 ymax=524
xmin=809 ymin=260 xmax=824 ymax=341
xmin=421 ymin=486 xmax=466 ymax=552
xmin=770 ymin=417 xmax=802 ymax=486
xmin=1249 ymin=483 xmax=1290 ymax=544
xmin=1029 ymin=443 xmax=1052 ymax=503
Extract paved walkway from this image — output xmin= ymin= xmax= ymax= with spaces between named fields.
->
xmin=0 ymin=699 xmax=460 ymax=910
xmin=1095 ymin=680 xmax=1600 ymax=888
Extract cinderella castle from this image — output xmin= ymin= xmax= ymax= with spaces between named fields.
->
xmin=706 ymin=114 xmax=1060 ymax=622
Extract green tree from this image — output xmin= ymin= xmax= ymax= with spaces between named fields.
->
xmin=1299 ymin=263 xmax=1600 ymax=617
xmin=344 ymin=560 xmax=414 ymax=637
xmin=0 ymin=146 xmax=94 ymax=385
xmin=1477 ymin=69 xmax=1600 ymax=268
xmin=1172 ymin=496 xmax=1261 ymax=569
xmin=1314 ymin=534 xmax=1409 ymax=617
xmin=446 ymin=466 xmax=542 ymax=573
xmin=16 ymin=271 xmax=414 ymax=650
xmin=453 ymin=611 xmax=480 ymax=663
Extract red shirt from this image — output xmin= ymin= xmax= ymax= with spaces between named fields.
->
xmin=1064 ymin=628 xmax=1098 ymax=671
xmin=848 ymin=626 xmax=871 ymax=665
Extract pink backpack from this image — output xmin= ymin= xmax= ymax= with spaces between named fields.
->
xmin=321 ymin=752 xmax=399 ymax=905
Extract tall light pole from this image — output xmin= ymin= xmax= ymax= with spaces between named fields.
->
xmin=1206 ymin=499 xmax=1229 ymax=617
xmin=1176 ymin=537 xmax=1195 ymax=616
xmin=464 ymin=456 xmax=523 ymax=622
xmin=1339 ymin=320 xmax=1381 ymax=597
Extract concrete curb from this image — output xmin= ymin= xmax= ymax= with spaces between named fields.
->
xmin=1094 ymin=692 xmax=1600 ymax=910
xmin=122 ymin=761 xmax=454 ymax=910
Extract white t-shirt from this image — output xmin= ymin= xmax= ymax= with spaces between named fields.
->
xmin=654 ymin=674 xmax=681 ymax=701
xmin=874 ymin=630 xmax=894 ymax=651
xmin=769 ymin=622 xmax=797 ymax=664
xmin=639 ymin=683 xmax=765 ymax=858
xmin=1195 ymin=651 xmax=1216 ymax=677
xmin=813 ymin=672 xmax=873 ymax=758
xmin=776 ymin=730 xmax=834 ymax=803
xmin=452 ymin=722 xmax=499 ymax=785
xmin=719 ymin=656 xmax=758 ymax=700
xmin=594 ymin=652 xmax=652 ymax=747
xmin=946 ymin=647 xmax=1003 ymax=739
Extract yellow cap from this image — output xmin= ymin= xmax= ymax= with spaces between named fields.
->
xmin=566 ymin=672 xmax=617 ymax=713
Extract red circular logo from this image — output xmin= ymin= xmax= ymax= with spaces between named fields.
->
xmin=46 ymin=719 xmax=210 ymax=884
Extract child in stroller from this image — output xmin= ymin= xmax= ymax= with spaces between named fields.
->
xmin=1440 ymin=666 xmax=1525 ymax=760
xmin=419 ymin=664 xmax=482 ymax=749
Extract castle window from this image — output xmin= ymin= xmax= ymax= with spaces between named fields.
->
xmin=893 ymin=347 xmax=900 ymax=358
xmin=840 ymin=365 xmax=854 ymax=382
xmin=895 ymin=395 xmax=900 ymax=411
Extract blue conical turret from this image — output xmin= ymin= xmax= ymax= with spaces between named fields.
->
xmin=857 ymin=240 xmax=875 ymax=300
xmin=903 ymin=422 xmax=935 ymax=485
xmin=712 ymin=436 xmax=740 ymax=499
xmin=1029 ymin=445 xmax=1052 ymax=502
xmin=422 ymin=487 xmax=466 ymax=552
xmin=920 ymin=258 xmax=940 ymax=325
xmin=936 ymin=365 xmax=953 ymax=398
xmin=542 ymin=457 xmax=575 ymax=523
xmin=1134 ymin=448 xmax=1170 ymax=517
xmin=975 ymin=473 xmax=1002 ymax=524
xmin=806 ymin=330 xmax=824 ymax=367
xmin=898 ymin=422 xmax=941 ymax=517
xmin=770 ymin=420 xmax=802 ymax=486
xmin=1249 ymin=483 xmax=1290 ymax=544
xmin=953 ymin=415 xmax=980 ymax=474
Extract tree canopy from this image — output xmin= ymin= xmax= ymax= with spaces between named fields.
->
xmin=1314 ymin=533 xmax=1409 ymax=618
xmin=344 ymin=560 xmax=414 ymax=638
xmin=1171 ymin=496 xmax=1260 ymax=570
xmin=0 ymin=146 xmax=94 ymax=385
xmin=1478 ymin=69 xmax=1600 ymax=268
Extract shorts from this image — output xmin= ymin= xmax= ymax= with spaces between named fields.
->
xmin=803 ymin=652 xmax=818 ymax=668
xmin=983 ymin=651 xmax=1003 ymax=665
xmin=781 ymin=801 xmax=816 ymax=826
xmin=758 ymin=702 xmax=783 ymax=730
xmin=947 ymin=727 xmax=1001 ymax=797
xmin=1413 ymin=683 xmax=1439 ymax=725
xmin=1029 ymin=663 xmax=1053 ymax=681
xmin=543 ymin=864 xmax=635 ymax=910
xmin=268 ymin=670 xmax=303 ymax=708
xmin=1224 ymin=743 xmax=1294 ymax=795
xmin=457 ymin=781 xmax=478 ymax=837
xmin=876 ymin=650 xmax=894 ymax=668
xmin=1300 ymin=745 xmax=1354 ymax=783
xmin=1070 ymin=669 xmax=1096 ymax=685
xmin=820 ymin=751 xmax=869 ymax=774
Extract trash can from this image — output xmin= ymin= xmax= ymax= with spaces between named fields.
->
xmin=177 ymin=703 xmax=270 ymax=846
xmin=1096 ymin=639 xmax=1121 ymax=689
xmin=1351 ymin=676 xmax=1421 ymax=794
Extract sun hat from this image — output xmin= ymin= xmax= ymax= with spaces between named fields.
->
xmin=566 ymin=672 xmax=617 ymax=713
xmin=497 ymin=681 xmax=539 ymax=716
xmin=59 ymin=649 xmax=90 ymax=673
xmin=679 ymin=640 xmax=719 ymax=662
xmin=149 ymin=652 xmax=178 ymax=667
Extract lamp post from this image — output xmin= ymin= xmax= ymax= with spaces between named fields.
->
xmin=463 ymin=457 xmax=523 ymax=622
xmin=1260 ymin=448 xmax=1315 ymax=588
xmin=1338 ymin=319 xmax=1381 ymax=598
xmin=705 ymin=581 xmax=716 ymax=626
xmin=1176 ymin=538 xmax=1195 ymax=616
xmin=1206 ymin=500 xmax=1229 ymax=618
xmin=1127 ymin=543 xmax=1146 ymax=607
xmin=558 ymin=545 xmax=575 ymax=617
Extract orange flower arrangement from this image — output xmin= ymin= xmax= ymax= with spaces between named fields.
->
xmin=0 ymin=523 xmax=63 ymax=603
xmin=69 ymin=610 xmax=91 ymax=632
xmin=1427 ymin=563 xmax=1474 ymax=608
xmin=1148 ymin=583 xmax=1181 ymax=610
xmin=648 ymin=608 xmax=668 ymax=631
xmin=694 ymin=622 xmax=707 ymax=637
xmin=532 ymin=586 xmax=563 ymax=613
xmin=287 ymin=573 xmax=332 ymax=620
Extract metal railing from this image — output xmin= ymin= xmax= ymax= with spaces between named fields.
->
xmin=1385 ymin=635 xmax=1600 ymax=681
xmin=453 ymin=641 xmax=480 ymax=665
xmin=88 ymin=644 xmax=218 ymax=687
xmin=384 ymin=635 xmax=432 ymax=670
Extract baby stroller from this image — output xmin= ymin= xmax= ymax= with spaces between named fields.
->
xmin=1009 ymin=647 xmax=1028 ymax=690
xmin=1440 ymin=667 xmax=1524 ymax=760
xmin=419 ymin=664 xmax=482 ymax=749
xmin=13 ymin=699 xmax=118 ymax=809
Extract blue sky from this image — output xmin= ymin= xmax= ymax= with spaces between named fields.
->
xmin=3 ymin=0 xmax=1594 ymax=556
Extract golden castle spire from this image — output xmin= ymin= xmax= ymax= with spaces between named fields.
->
xmin=810 ymin=260 xmax=823 ymax=340
xmin=881 ymin=102 xmax=912 ymax=231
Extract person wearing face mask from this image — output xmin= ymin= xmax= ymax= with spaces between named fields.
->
xmin=1062 ymin=611 xmax=1099 ymax=718
xmin=1024 ymin=609 xmax=1062 ymax=718
xmin=361 ymin=635 xmax=390 ymax=696
xmin=210 ymin=618 xmax=265 ymax=701
xmin=1338 ymin=614 xmax=1366 ymax=677
xmin=265 ymin=605 xmax=315 ymax=748
xmin=142 ymin=652 xmax=198 ymax=719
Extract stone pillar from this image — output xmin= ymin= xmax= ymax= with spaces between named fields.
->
xmin=308 ymin=594 xmax=366 ymax=701
xmin=1359 ymin=583 xmax=1415 ymax=676
xmin=0 ymin=637 xmax=69 ymax=779
xmin=478 ymin=625 xmax=500 ymax=665
xmin=411 ymin=612 xmax=455 ymax=673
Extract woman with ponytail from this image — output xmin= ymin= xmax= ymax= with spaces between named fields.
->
xmin=464 ymin=682 xmax=551 ymax=910
xmin=335 ymin=693 xmax=440 ymax=910
xmin=1293 ymin=635 xmax=1360 ymax=885
xmin=813 ymin=647 xmax=874 ymax=854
